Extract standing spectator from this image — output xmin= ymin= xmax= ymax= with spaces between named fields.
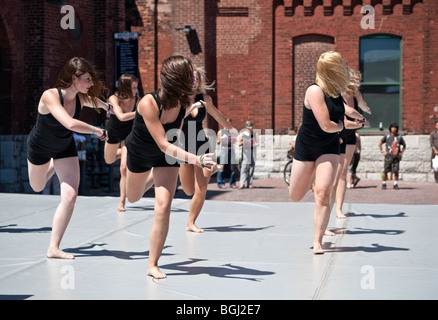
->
xmin=238 ymin=120 xmax=258 ymax=189
xmin=347 ymin=130 xmax=361 ymax=188
xmin=430 ymin=120 xmax=438 ymax=182
xmin=217 ymin=118 xmax=237 ymax=189
xmin=379 ymin=122 xmax=406 ymax=189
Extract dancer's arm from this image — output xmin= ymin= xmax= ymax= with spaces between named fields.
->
xmin=355 ymin=91 xmax=372 ymax=114
xmin=108 ymin=95 xmax=136 ymax=121
xmin=305 ymin=85 xmax=343 ymax=133
xmin=344 ymin=103 xmax=365 ymax=120
xmin=42 ymin=89 xmax=107 ymax=139
xmin=139 ymin=94 xmax=214 ymax=169
xmin=203 ymin=95 xmax=238 ymax=136
xmin=82 ymin=96 xmax=112 ymax=113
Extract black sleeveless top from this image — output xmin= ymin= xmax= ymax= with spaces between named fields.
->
xmin=125 ymin=91 xmax=186 ymax=164
xmin=180 ymin=94 xmax=210 ymax=155
xmin=341 ymin=97 xmax=359 ymax=145
xmin=28 ymin=89 xmax=81 ymax=155
xmin=298 ymin=83 xmax=345 ymax=147
xmin=106 ymin=95 xmax=138 ymax=144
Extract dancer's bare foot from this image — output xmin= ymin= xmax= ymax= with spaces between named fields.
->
xmin=324 ymin=229 xmax=335 ymax=236
xmin=147 ymin=266 xmax=167 ymax=279
xmin=47 ymin=248 xmax=75 ymax=260
xmin=117 ymin=204 xmax=126 ymax=212
xmin=336 ymin=211 xmax=347 ymax=219
xmin=186 ymin=223 xmax=204 ymax=233
xmin=313 ymin=241 xmax=324 ymax=254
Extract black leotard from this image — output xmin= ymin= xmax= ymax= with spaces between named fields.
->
xmin=180 ymin=94 xmax=212 ymax=155
xmin=27 ymin=89 xmax=81 ymax=165
xmin=106 ymin=95 xmax=137 ymax=144
xmin=293 ymin=84 xmax=345 ymax=162
xmin=125 ymin=91 xmax=186 ymax=173
xmin=341 ymin=97 xmax=359 ymax=146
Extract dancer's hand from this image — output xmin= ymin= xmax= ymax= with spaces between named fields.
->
xmin=98 ymin=128 xmax=108 ymax=141
xmin=198 ymin=153 xmax=215 ymax=170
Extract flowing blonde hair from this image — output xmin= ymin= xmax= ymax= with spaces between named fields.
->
xmin=344 ymin=67 xmax=362 ymax=96
xmin=315 ymin=51 xmax=350 ymax=98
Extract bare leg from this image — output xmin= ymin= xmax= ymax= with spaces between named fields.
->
xmin=46 ymin=157 xmax=79 ymax=259
xmin=185 ymin=166 xmax=211 ymax=233
xmin=288 ymin=159 xmax=315 ymax=202
xmin=147 ymin=166 xmax=179 ymax=279
xmin=117 ymin=144 xmax=128 ymax=212
xmin=313 ymin=154 xmax=339 ymax=254
xmin=126 ymin=168 xmax=154 ymax=204
xmin=27 ymin=159 xmax=55 ymax=193
xmin=104 ymin=142 xmax=122 ymax=165
xmin=335 ymin=145 xmax=355 ymax=219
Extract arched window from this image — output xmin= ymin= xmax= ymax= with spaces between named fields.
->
xmin=359 ymin=34 xmax=402 ymax=130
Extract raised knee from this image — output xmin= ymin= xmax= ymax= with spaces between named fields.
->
xmin=30 ymin=182 xmax=45 ymax=193
xmin=104 ymin=154 xmax=116 ymax=165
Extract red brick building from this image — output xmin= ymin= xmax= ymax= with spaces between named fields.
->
xmin=1 ymin=0 xmax=437 ymax=135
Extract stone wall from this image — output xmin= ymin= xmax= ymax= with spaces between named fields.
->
xmin=0 ymin=135 xmax=30 ymax=193
xmin=234 ymin=134 xmax=435 ymax=182
xmin=0 ymin=134 xmax=435 ymax=194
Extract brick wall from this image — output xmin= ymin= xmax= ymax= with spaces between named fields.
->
xmin=0 ymin=0 xmax=125 ymax=134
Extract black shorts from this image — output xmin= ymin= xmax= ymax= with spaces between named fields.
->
xmin=126 ymin=149 xmax=180 ymax=173
xmin=293 ymin=138 xmax=340 ymax=162
xmin=340 ymin=141 xmax=346 ymax=154
xmin=27 ymin=137 xmax=77 ymax=165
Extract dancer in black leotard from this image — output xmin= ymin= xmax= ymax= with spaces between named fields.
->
xmin=27 ymin=57 xmax=111 ymax=259
xmin=104 ymin=74 xmax=139 ymax=212
xmin=288 ymin=51 xmax=364 ymax=254
xmin=331 ymin=68 xmax=371 ymax=220
xmin=124 ymin=56 xmax=215 ymax=279
xmin=179 ymin=66 xmax=236 ymax=233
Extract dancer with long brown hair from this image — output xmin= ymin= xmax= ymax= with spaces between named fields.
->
xmin=104 ymin=74 xmax=139 ymax=212
xmin=179 ymin=66 xmax=236 ymax=233
xmin=124 ymin=56 xmax=215 ymax=278
xmin=27 ymin=57 xmax=111 ymax=259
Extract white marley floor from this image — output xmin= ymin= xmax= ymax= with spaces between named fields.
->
xmin=0 ymin=193 xmax=437 ymax=300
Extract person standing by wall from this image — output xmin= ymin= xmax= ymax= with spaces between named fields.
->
xmin=379 ymin=122 xmax=406 ymax=189
xmin=430 ymin=120 xmax=438 ymax=182
xmin=238 ymin=120 xmax=258 ymax=189
xmin=217 ymin=118 xmax=237 ymax=189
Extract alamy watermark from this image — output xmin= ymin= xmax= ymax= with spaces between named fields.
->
xmin=60 ymin=5 xmax=75 ymax=30
xmin=360 ymin=265 xmax=375 ymax=290
xmin=361 ymin=5 xmax=387 ymax=31
xmin=60 ymin=265 xmax=75 ymax=290
xmin=164 ymin=123 xmax=274 ymax=172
